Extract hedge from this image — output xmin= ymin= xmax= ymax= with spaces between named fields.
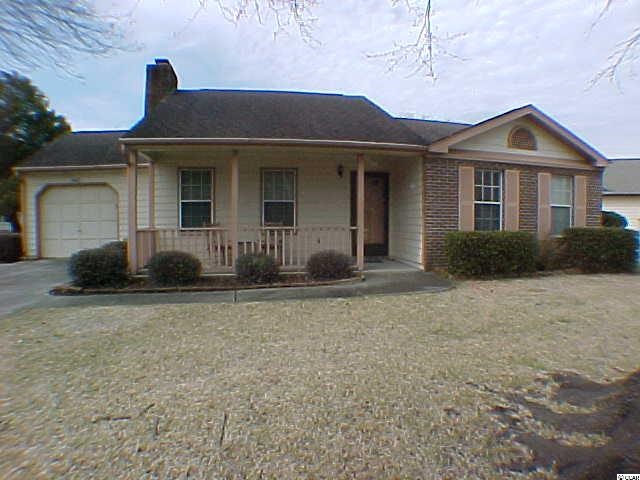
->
xmin=69 ymin=246 xmax=129 ymax=287
xmin=560 ymin=227 xmax=638 ymax=273
xmin=0 ymin=233 xmax=22 ymax=263
xmin=445 ymin=231 xmax=537 ymax=277
xmin=147 ymin=250 xmax=202 ymax=286
xmin=235 ymin=253 xmax=280 ymax=284
xmin=601 ymin=211 xmax=628 ymax=228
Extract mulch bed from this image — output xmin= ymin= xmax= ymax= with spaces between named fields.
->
xmin=50 ymin=274 xmax=362 ymax=295
xmin=493 ymin=368 xmax=640 ymax=479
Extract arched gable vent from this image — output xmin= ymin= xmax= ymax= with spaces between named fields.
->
xmin=508 ymin=127 xmax=537 ymax=150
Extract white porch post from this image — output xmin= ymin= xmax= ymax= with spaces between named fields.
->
xmin=127 ymin=149 xmax=138 ymax=273
xmin=148 ymin=160 xmax=155 ymax=228
xmin=356 ymin=153 xmax=365 ymax=271
xmin=229 ymin=150 xmax=239 ymax=269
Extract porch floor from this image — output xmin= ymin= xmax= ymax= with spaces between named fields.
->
xmin=362 ymin=258 xmax=422 ymax=273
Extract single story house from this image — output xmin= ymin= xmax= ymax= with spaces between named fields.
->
xmin=15 ymin=59 xmax=607 ymax=273
xmin=602 ymin=158 xmax=640 ymax=231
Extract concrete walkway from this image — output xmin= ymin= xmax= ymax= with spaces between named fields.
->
xmin=1 ymin=260 xmax=452 ymax=316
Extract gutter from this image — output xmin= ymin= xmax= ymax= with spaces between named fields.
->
xmin=14 ymin=163 xmax=150 ymax=172
xmin=119 ymin=137 xmax=429 ymax=153
xmin=602 ymin=191 xmax=640 ymax=196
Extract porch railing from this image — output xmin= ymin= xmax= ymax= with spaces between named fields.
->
xmin=136 ymin=225 xmax=356 ymax=272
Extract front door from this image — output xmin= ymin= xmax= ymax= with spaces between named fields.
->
xmin=351 ymin=172 xmax=389 ymax=257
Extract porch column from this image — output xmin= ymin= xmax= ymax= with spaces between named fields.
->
xmin=148 ymin=160 xmax=155 ymax=228
xmin=127 ymin=149 xmax=138 ymax=273
xmin=229 ymin=150 xmax=239 ymax=269
xmin=356 ymin=153 xmax=365 ymax=271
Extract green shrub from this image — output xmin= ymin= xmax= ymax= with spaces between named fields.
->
xmin=601 ymin=210 xmax=628 ymax=228
xmin=101 ymin=240 xmax=127 ymax=256
xmin=0 ymin=233 xmax=22 ymax=263
xmin=560 ymin=227 xmax=638 ymax=273
xmin=536 ymin=238 xmax=567 ymax=271
xmin=69 ymin=247 xmax=129 ymax=287
xmin=235 ymin=253 xmax=280 ymax=284
xmin=445 ymin=231 xmax=537 ymax=277
xmin=306 ymin=250 xmax=354 ymax=280
xmin=147 ymin=250 xmax=202 ymax=286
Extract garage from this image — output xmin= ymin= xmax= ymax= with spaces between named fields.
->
xmin=39 ymin=184 xmax=118 ymax=257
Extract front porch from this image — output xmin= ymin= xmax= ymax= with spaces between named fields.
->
xmin=124 ymin=144 xmax=424 ymax=273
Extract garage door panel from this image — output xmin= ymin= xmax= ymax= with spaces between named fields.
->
xmin=40 ymin=185 xmax=118 ymax=258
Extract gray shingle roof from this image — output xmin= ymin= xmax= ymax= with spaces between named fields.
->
xmin=18 ymin=131 xmax=125 ymax=168
xmin=397 ymin=118 xmax=471 ymax=144
xmin=603 ymin=158 xmax=640 ymax=194
xmin=126 ymin=90 xmax=426 ymax=145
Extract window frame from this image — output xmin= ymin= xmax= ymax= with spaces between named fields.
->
xmin=178 ymin=168 xmax=215 ymax=230
xmin=473 ymin=168 xmax=503 ymax=231
xmin=261 ymin=168 xmax=297 ymax=227
xmin=550 ymin=175 xmax=573 ymax=236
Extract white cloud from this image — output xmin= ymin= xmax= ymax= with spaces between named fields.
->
xmin=25 ymin=0 xmax=640 ymax=157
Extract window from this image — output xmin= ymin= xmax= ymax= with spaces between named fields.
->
xmin=262 ymin=169 xmax=296 ymax=226
xmin=551 ymin=175 xmax=573 ymax=235
xmin=179 ymin=169 xmax=213 ymax=228
xmin=474 ymin=169 xmax=502 ymax=231
xmin=508 ymin=127 xmax=537 ymax=150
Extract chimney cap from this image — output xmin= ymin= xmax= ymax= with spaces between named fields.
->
xmin=155 ymin=58 xmax=171 ymax=65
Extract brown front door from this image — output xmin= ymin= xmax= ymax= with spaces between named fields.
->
xmin=351 ymin=172 xmax=389 ymax=257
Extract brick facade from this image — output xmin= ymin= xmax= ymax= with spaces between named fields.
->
xmin=422 ymin=157 xmax=603 ymax=269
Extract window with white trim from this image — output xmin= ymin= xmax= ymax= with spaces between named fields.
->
xmin=551 ymin=175 xmax=573 ymax=235
xmin=179 ymin=169 xmax=213 ymax=228
xmin=262 ymin=169 xmax=296 ymax=226
xmin=474 ymin=169 xmax=502 ymax=231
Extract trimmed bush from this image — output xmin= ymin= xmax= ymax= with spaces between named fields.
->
xmin=560 ymin=227 xmax=638 ymax=273
xmin=147 ymin=250 xmax=202 ymax=286
xmin=445 ymin=231 xmax=537 ymax=277
xmin=235 ymin=253 xmax=280 ymax=284
xmin=0 ymin=233 xmax=22 ymax=263
xmin=536 ymin=238 xmax=567 ymax=271
xmin=601 ymin=210 xmax=628 ymax=228
xmin=101 ymin=240 xmax=127 ymax=256
xmin=69 ymin=247 xmax=129 ymax=287
xmin=306 ymin=250 xmax=354 ymax=280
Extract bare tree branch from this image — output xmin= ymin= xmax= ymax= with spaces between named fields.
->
xmin=0 ymin=0 xmax=132 ymax=74
xmin=207 ymin=0 xmax=320 ymax=45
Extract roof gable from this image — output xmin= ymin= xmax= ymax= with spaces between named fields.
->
xmin=428 ymin=105 xmax=608 ymax=167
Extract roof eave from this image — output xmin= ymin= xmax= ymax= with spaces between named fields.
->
xmin=119 ymin=137 xmax=428 ymax=153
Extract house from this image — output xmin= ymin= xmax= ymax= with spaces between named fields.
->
xmin=602 ymin=159 xmax=640 ymax=231
xmin=15 ymin=59 xmax=608 ymax=273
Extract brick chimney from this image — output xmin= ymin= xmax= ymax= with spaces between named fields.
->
xmin=145 ymin=59 xmax=178 ymax=116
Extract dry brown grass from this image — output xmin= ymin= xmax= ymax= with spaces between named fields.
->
xmin=1 ymin=273 xmax=639 ymax=479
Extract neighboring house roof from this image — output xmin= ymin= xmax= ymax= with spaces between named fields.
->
xmin=125 ymin=90 xmax=426 ymax=146
xmin=427 ymin=104 xmax=609 ymax=167
xmin=397 ymin=118 xmax=471 ymax=144
xmin=17 ymin=131 xmax=126 ymax=169
xmin=603 ymin=158 xmax=640 ymax=195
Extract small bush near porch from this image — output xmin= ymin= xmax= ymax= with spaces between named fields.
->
xmin=306 ymin=250 xmax=354 ymax=280
xmin=445 ymin=231 xmax=537 ymax=277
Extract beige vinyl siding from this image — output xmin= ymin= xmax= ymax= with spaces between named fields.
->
xmin=22 ymin=168 xmax=148 ymax=257
xmin=603 ymin=196 xmax=640 ymax=231
xmin=22 ymin=149 xmax=424 ymax=266
xmin=153 ymin=150 xmax=357 ymax=230
xmin=388 ymin=157 xmax=423 ymax=266
xmin=454 ymin=118 xmax=584 ymax=162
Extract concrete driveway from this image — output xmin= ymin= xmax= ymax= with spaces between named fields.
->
xmin=0 ymin=260 xmax=451 ymax=315
xmin=0 ymin=260 xmax=70 ymax=318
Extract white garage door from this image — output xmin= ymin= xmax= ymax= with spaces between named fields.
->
xmin=40 ymin=185 xmax=118 ymax=258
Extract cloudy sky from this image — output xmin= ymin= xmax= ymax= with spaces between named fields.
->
xmin=27 ymin=0 xmax=640 ymax=158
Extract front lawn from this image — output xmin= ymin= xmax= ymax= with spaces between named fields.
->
xmin=1 ymin=274 xmax=639 ymax=479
